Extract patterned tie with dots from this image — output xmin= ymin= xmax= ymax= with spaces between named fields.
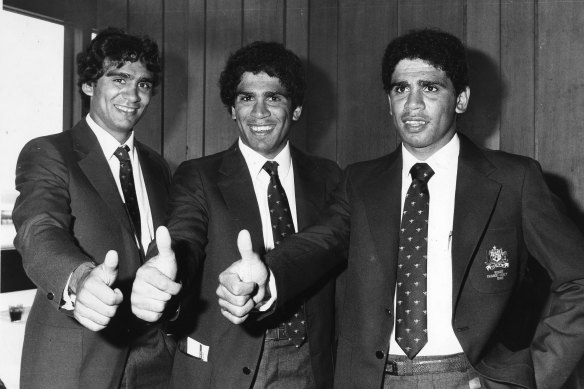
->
xmin=395 ymin=162 xmax=434 ymax=359
xmin=263 ymin=161 xmax=307 ymax=348
xmin=114 ymin=146 xmax=141 ymax=243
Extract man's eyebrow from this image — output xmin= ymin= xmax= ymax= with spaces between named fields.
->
xmin=104 ymin=70 xmax=154 ymax=83
xmin=419 ymin=79 xmax=447 ymax=87
xmin=264 ymin=90 xmax=289 ymax=97
xmin=390 ymin=81 xmax=409 ymax=88
xmin=104 ymin=69 xmax=130 ymax=78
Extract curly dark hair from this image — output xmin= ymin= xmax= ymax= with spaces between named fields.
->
xmin=77 ymin=27 xmax=162 ymax=100
xmin=219 ymin=41 xmax=306 ymax=113
xmin=381 ymin=28 xmax=469 ymax=96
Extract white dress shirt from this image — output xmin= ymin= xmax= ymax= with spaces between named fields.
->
xmin=86 ymin=114 xmax=154 ymax=252
xmin=388 ymin=134 xmax=464 ymax=356
xmin=238 ymin=139 xmax=298 ymax=250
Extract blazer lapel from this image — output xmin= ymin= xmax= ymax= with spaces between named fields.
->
xmin=363 ymin=150 xmax=403 ymax=282
xmin=451 ymin=135 xmax=502 ymax=310
xmin=217 ymin=144 xmax=265 ymax=255
xmin=73 ymin=122 xmax=133 ymax=237
xmin=291 ymin=147 xmax=323 ymax=230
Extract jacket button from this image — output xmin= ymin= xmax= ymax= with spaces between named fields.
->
xmin=243 ymin=367 xmax=251 ymax=375
xmin=375 ymin=350 xmax=385 ymax=359
xmin=47 ymin=292 xmax=54 ymax=300
xmin=456 ymin=326 xmax=469 ymax=332
xmin=385 ymin=309 xmax=392 ymax=316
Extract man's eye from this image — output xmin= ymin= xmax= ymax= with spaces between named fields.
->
xmin=393 ymin=86 xmax=407 ymax=94
xmin=425 ymin=85 xmax=438 ymax=92
xmin=113 ymin=78 xmax=126 ymax=85
xmin=238 ymin=95 xmax=253 ymax=102
xmin=139 ymin=82 xmax=153 ymax=91
xmin=267 ymin=95 xmax=282 ymax=102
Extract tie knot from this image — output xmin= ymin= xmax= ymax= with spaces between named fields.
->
xmin=410 ymin=163 xmax=434 ymax=183
xmin=263 ymin=161 xmax=279 ymax=177
xmin=114 ymin=145 xmax=131 ymax=162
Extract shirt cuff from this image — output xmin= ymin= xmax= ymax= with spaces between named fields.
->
xmin=60 ymin=262 xmax=96 ymax=310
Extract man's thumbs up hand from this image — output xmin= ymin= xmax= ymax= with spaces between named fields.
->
xmin=131 ymin=226 xmax=182 ymax=322
xmin=74 ymin=250 xmax=123 ymax=331
xmin=216 ymin=230 xmax=269 ymax=324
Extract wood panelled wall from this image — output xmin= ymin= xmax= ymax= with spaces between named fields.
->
xmin=94 ymin=0 xmax=584 ymax=238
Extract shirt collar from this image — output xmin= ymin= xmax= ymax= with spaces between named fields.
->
xmin=238 ymin=138 xmax=292 ymax=180
xmin=401 ymin=133 xmax=460 ymax=177
xmin=86 ymin=114 xmax=135 ymax=160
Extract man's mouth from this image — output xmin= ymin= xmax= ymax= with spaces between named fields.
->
xmin=402 ymin=118 xmax=428 ymax=128
xmin=249 ymin=124 xmax=275 ymax=133
xmin=115 ymin=104 xmax=139 ymax=114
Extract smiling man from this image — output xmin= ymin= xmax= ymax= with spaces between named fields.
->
xmin=13 ymin=28 xmax=177 ymax=389
xmin=217 ymin=29 xmax=584 ymax=388
xmin=143 ymin=41 xmax=342 ymax=388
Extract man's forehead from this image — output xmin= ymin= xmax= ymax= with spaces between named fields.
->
xmin=237 ymin=71 xmax=286 ymax=92
xmin=391 ymin=58 xmax=450 ymax=82
xmin=102 ymin=59 xmax=152 ymax=77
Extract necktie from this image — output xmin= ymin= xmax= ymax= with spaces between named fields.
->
xmin=263 ymin=161 xmax=307 ymax=348
xmin=114 ymin=146 xmax=142 ymax=243
xmin=395 ymin=162 xmax=434 ymax=359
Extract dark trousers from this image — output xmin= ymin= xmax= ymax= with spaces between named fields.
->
xmin=252 ymin=339 xmax=315 ymax=389
xmin=120 ymin=327 xmax=177 ymax=389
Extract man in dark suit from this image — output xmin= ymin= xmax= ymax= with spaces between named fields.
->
xmin=136 ymin=41 xmax=342 ymax=388
xmin=13 ymin=28 xmax=180 ymax=389
xmin=217 ymin=29 xmax=584 ymax=389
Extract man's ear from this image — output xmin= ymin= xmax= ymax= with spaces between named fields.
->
xmin=387 ymin=94 xmax=393 ymax=116
xmin=81 ymin=83 xmax=94 ymax=97
xmin=231 ymin=106 xmax=236 ymax=120
xmin=455 ymin=86 xmax=470 ymax=114
xmin=292 ymin=106 xmax=303 ymax=121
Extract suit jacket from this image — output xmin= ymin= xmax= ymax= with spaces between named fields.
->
xmin=13 ymin=120 xmax=172 ymax=389
xmin=167 ymin=143 xmax=342 ymax=388
xmin=266 ymin=134 xmax=584 ymax=389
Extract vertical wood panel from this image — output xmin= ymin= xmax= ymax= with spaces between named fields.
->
xmin=337 ymin=0 xmax=397 ymax=167
xmin=205 ymin=0 xmax=243 ymax=155
xmin=286 ymin=0 xmax=310 ymax=152
xmin=163 ymin=0 xmax=190 ymax=170
xmin=397 ymin=0 xmax=464 ymax=36
xmin=127 ymin=0 xmax=164 ymax=154
xmin=186 ymin=0 xmax=207 ymax=161
xmin=305 ymin=0 xmax=339 ymax=162
xmin=460 ymin=0 xmax=501 ymax=149
xmin=243 ymin=0 xmax=285 ymax=44
xmin=537 ymin=1 xmax=584 ymax=229
xmin=96 ymin=0 xmax=128 ymax=30
xmin=500 ymin=0 xmax=535 ymax=158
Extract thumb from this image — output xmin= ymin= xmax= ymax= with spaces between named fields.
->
xmin=156 ymin=226 xmax=173 ymax=259
xmin=237 ymin=229 xmax=256 ymax=264
xmin=101 ymin=250 xmax=119 ymax=286
xmin=151 ymin=226 xmax=177 ymax=279
xmin=237 ymin=229 xmax=263 ymax=283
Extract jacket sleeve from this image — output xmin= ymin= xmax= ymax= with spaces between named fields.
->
xmin=267 ymin=166 xmax=351 ymax=307
xmin=522 ymin=159 xmax=584 ymax=388
xmin=12 ymin=138 xmax=93 ymax=308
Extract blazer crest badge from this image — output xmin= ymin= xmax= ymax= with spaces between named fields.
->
xmin=484 ymin=246 xmax=509 ymax=280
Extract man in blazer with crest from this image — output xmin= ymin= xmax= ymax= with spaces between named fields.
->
xmin=217 ymin=29 xmax=584 ymax=389
xmin=13 ymin=28 xmax=178 ymax=389
xmin=139 ymin=42 xmax=342 ymax=388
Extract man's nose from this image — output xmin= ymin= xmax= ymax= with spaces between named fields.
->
xmin=251 ymin=100 xmax=269 ymax=118
xmin=123 ymin=84 xmax=141 ymax=102
xmin=405 ymin=90 xmax=424 ymax=110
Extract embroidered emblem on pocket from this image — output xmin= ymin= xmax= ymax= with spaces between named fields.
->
xmin=484 ymin=246 xmax=509 ymax=280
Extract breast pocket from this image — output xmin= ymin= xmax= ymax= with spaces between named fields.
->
xmin=469 ymin=228 xmax=517 ymax=293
